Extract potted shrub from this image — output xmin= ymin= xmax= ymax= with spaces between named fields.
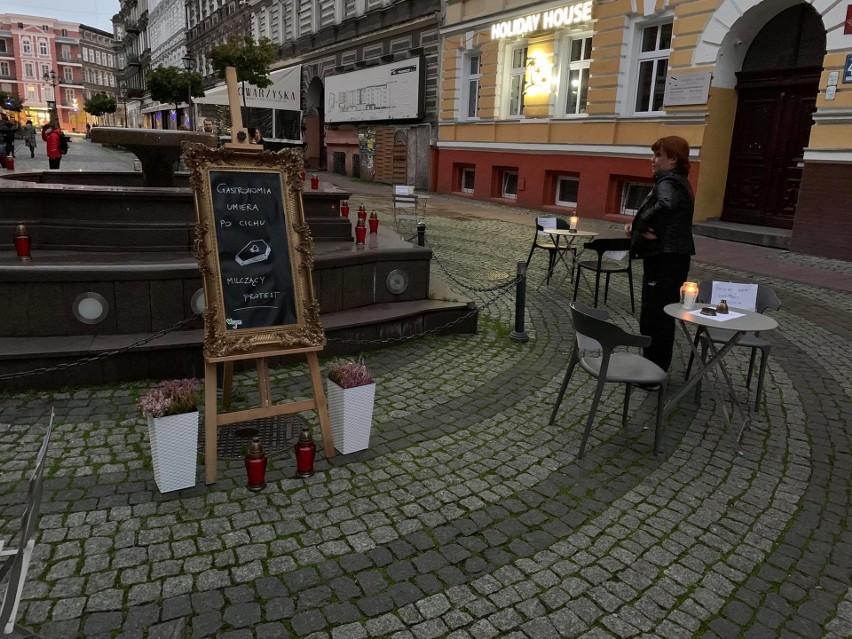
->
xmin=137 ymin=378 xmax=200 ymax=493
xmin=326 ymin=358 xmax=375 ymax=454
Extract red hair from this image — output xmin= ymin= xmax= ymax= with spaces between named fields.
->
xmin=652 ymin=136 xmax=691 ymax=175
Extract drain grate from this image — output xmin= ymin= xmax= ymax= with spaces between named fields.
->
xmin=198 ymin=415 xmax=304 ymax=459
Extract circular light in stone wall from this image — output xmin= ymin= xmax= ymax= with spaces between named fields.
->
xmin=191 ymin=288 xmax=206 ymax=314
xmin=72 ymin=292 xmax=109 ymax=325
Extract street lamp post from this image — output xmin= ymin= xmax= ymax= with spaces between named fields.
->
xmin=181 ymin=54 xmax=195 ymax=130
xmin=43 ymin=69 xmax=59 ymax=126
xmin=119 ymin=81 xmax=128 ymax=128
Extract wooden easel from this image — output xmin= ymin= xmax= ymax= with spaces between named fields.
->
xmin=203 ymin=347 xmax=334 ymax=484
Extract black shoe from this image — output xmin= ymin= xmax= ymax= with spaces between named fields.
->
xmin=633 ymin=383 xmax=661 ymax=391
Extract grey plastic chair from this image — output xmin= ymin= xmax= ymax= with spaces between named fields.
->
xmin=685 ymin=281 xmax=781 ymax=410
xmin=1 ymin=409 xmax=53 ymax=635
xmin=526 ymin=216 xmax=571 ymax=284
xmin=549 ymin=302 xmax=668 ymax=458
xmin=572 ymin=237 xmax=635 ymax=313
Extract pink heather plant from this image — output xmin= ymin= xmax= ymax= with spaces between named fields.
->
xmin=138 ymin=378 xmax=200 ymax=418
xmin=327 ymin=359 xmax=373 ymax=389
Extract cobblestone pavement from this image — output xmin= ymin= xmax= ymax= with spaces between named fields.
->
xmin=1 ymin=172 xmax=851 ymax=639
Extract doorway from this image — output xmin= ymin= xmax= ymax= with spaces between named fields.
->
xmin=721 ymin=4 xmax=825 ymax=229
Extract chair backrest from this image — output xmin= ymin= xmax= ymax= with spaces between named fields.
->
xmin=393 ymin=184 xmax=414 ymax=196
xmin=570 ymin=302 xmax=648 ymax=359
xmin=697 ymin=281 xmax=780 ymax=313
xmin=0 ymin=409 xmax=53 ymax=633
xmin=583 ymin=237 xmax=631 ymax=262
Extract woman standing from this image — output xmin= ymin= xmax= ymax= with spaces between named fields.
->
xmin=23 ymin=120 xmax=37 ymax=158
xmin=41 ymin=124 xmax=63 ymax=170
xmin=625 ymin=136 xmax=695 ymax=373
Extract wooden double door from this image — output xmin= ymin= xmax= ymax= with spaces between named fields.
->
xmin=722 ymin=68 xmax=819 ymax=229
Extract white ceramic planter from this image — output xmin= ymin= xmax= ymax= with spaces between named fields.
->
xmin=327 ymin=380 xmax=375 ymax=454
xmin=146 ymin=411 xmax=199 ymax=493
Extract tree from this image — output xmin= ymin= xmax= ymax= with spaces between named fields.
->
xmin=146 ymin=65 xmax=205 ymax=120
xmin=84 ymin=91 xmax=117 ymax=119
xmin=0 ymin=91 xmax=24 ymax=112
xmin=208 ymin=36 xmax=277 ymax=126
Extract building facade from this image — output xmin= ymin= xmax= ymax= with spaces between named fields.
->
xmin=436 ymin=0 xmax=852 ymax=259
xmin=0 ymin=15 xmax=85 ymax=130
xmin=80 ymin=25 xmax=123 ymax=127
xmin=116 ymin=0 xmax=151 ymax=128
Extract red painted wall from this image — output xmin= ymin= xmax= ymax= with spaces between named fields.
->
xmin=434 ymin=149 xmax=701 ymax=221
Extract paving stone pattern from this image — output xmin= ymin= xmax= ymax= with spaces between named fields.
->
xmin=1 ymin=200 xmax=850 ymax=639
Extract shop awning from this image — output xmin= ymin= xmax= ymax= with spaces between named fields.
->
xmin=195 ymin=65 xmax=301 ymax=110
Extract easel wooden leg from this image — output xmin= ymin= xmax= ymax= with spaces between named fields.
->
xmin=306 ymin=351 xmax=335 ymax=459
xmin=222 ymin=362 xmax=234 ymax=409
xmin=256 ymin=358 xmax=272 ymax=407
xmin=204 ymin=361 xmax=219 ymax=485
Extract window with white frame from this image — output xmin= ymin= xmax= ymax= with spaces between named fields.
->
xmin=461 ymin=52 xmax=481 ymax=120
xmin=38 ymin=39 xmax=48 ymax=56
xmin=0 ymin=40 xmax=6 ymax=53
xmin=620 ymin=182 xmax=653 ymax=215
xmin=21 ymin=37 xmax=32 ymax=54
xmin=26 ymin=85 xmax=37 ymax=101
xmin=634 ymin=21 xmax=672 ymax=113
xmin=555 ymin=177 xmax=579 ymax=207
xmin=0 ymin=62 xmax=8 ymax=76
xmin=24 ymin=62 xmax=34 ymax=78
xmin=506 ymin=45 xmax=527 ymax=118
xmin=461 ymin=167 xmax=475 ymax=193
xmin=41 ymin=64 xmax=50 ymax=79
xmin=561 ymin=34 xmax=592 ymax=116
xmin=502 ymin=170 xmax=519 ymax=199
xmin=65 ymin=88 xmax=75 ymax=104
xmin=64 ymin=67 xmax=74 ymax=82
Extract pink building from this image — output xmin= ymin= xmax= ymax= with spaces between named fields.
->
xmin=0 ymin=14 xmax=85 ymax=131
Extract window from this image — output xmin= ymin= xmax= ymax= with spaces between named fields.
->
xmin=506 ymin=45 xmax=527 ymax=117
xmin=62 ymin=45 xmax=71 ymax=61
xmin=64 ymin=67 xmax=74 ymax=82
xmin=26 ymin=85 xmax=37 ymax=101
xmin=61 ymin=28 xmax=69 ymax=37
xmin=24 ymin=62 xmax=34 ymax=79
xmin=65 ymin=88 xmax=75 ymax=104
xmin=38 ymin=39 xmax=48 ymax=56
xmin=634 ymin=22 xmax=672 ymax=113
xmin=21 ymin=37 xmax=32 ymax=54
xmin=502 ymin=170 xmax=518 ymax=199
xmin=562 ymin=35 xmax=592 ymax=115
xmin=462 ymin=53 xmax=481 ymax=119
xmin=555 ymin=177 xmax=579 ymax=207
xmin=0 ymin=40 xmax=6 ymax=53
xmin=461 ymin=167 xmax=475 ymax=193
xmin=0 ymin=62 xmax=8 ymax=76
xmin=41 ymin=64 xmax=50 ymax=79
xmin=620 ymin=182 xmax=653 ymax=216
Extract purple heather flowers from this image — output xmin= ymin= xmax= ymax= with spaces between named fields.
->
xmin=138 ymin=379 xmax=200 ymax=418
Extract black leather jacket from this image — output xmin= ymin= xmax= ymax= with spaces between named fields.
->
xmin=630 ymin=169 xmax=695 ymax=258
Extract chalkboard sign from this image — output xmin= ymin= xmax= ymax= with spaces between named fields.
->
xmin=184 ymin=144 xmax=324 ymax=358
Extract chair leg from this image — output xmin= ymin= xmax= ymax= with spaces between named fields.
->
xmin=627 ymin=266 xmax=635 ymax=313
xmin=525 ymin=244 xmax=536 ymax=266
xmin=572 ymin=266 xmax=581 ymax=302
xmin=622 ymin=384 xmax=632 ymax=428
xmin=754 ymin=347 xmax=770 ymax=412
xmin=549 ymin=352 xmax=578 ymax=425
xmin=685 ymin=328 xmax=704 ymax=380
xmin=593 ymin=270 xmax=602 ymax=307
xmin=604 ymin=273 xmax=611 ymax=304
xmin=654 ymin=384 xmax=667 ymax=455
xmin=746 ymin=348 xmax=757 ymax=389
xmin=694 ymin=339 xmax=707 ymax=404
xmin=578 ymin=376 xmax=607 ymax=459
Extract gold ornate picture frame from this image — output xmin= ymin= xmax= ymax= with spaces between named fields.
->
xmin=183 ymin=144 xmax=324 ymax=359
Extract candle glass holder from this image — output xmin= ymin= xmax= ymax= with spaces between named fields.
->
xmin=680 ymin=282 xmax=699 ymax=309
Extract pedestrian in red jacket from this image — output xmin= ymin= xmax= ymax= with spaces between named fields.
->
xmin=41 ymin=124 xmax=63 ymax=169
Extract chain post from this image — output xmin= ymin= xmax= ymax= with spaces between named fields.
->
xmin=509 ymin=261 xmax=529 ymax=342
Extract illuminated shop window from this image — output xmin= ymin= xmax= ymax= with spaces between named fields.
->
xmin=561 ymin=34 xmax=592 ymax=116
xmin=506 ymin=45 xmax=528 ymax=117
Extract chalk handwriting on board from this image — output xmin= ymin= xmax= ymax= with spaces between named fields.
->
xmin=710 ymin=281 xmax=758 ymax=311
xmin=210 ymin=170 xmax=298 ymax=329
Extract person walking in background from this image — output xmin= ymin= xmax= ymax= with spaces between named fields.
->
xmin=624 ymin=136 xmax=696 ymax=373
xmin=41 ymin=123 xmax=63 ymax=170
xmin=0 ymin=113 xmax=16 ymax=157
xmin=22 ymin=120 xmax=37 ymax=158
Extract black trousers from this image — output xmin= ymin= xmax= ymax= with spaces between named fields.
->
xmin=640 ymin=253 xmax=691 ymax=371
xmin=48 ymin=157 xmax=61 ymax=169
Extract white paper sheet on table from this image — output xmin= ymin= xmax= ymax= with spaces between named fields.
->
xmin=688 ymin=309 xmax=745 ymax=322
xmin=711 ymin=282 xmax=758 ymax=310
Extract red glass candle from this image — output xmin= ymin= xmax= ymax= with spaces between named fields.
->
xmin=357 ymin=204 xmax=367 ymax=221
xmin=340 ymin=200 xmax=350 ymax=218
xmin=355 ymin=219 xmax=367 ymax=245
xmin=368 ymin=211 xmax=379 ymax=233
xmin=310 ymin=174 xmax=319 ymax=189
xmin=245 ymin=437 xmax=267 ymax=491
xmin=294 ymin=428 xmax=316 ymax=478
xmin=14 ymin=224 xmax=31 ymax=261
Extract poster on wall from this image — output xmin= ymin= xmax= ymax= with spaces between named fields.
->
xmin=663 ymin=72 xmax=712 ymax=106
xmin=325 ymin=57 xmax=424 ymax=123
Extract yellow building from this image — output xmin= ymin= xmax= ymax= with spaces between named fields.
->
xmin=436 ymin=0 xmax=852 ymax=259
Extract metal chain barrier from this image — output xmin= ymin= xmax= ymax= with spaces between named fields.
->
xmin=0 ymin=314 xmax=202 ymax=381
